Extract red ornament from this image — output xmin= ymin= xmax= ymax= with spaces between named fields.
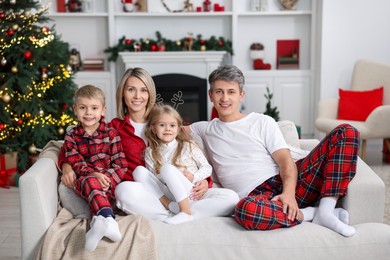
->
xmin=200 ymin=39 xmax=205 ymax=44
xmin=125 ymin=39 xmax=132 ymax=45
xmin=0 ymin=13 xmax=5 ymax=19
xmin=24 ymin=50 xmax=33 ymax=60
xmin=61 ymin=103 xmax=69 ymax=110
xmin=41 ymin=27 xmax=49 ymax=34
xmin=17 ymin=119 xmax=23 ymax=125
xmin=150 ymin=44 xmax=157 ymax=51
xmin=157 ymin=45 xmax=166 ymax=52
xmin=0 ymin=124 xmax=4 ymax=130
xmin=7 ymin=29 xmax=14 ymax=36
xmin=219 ymin=41 xmax=224 ymax=47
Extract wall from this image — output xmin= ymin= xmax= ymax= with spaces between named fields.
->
xmin=317 ymin=0 xmax=390 ymax=100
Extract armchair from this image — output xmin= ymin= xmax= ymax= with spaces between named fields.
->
xmin=315 ymin=59 xmax=390 ymax=160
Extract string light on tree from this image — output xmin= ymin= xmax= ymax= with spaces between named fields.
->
xmin=0 ymin=1 xmax=77 ymax=172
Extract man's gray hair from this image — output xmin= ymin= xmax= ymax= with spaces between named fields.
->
xmin=208 ymin=65 xmax=245 ymax=92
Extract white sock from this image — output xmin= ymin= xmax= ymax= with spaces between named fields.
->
xmin=334 ymin=208 xmax=350 ymax=224
xmin=163 ymin=212 xmax=194 ymax=225
xmin=301 ymin=207 xmax=317 ymax=221
xmin=300 ymin=207 xmax=350 ymax=224
xmin=312 ymin=198 xmax=356 ymax=237
xmin=168 ymin=201 xmax=180 ymax=214
xmin=104 ymin=216 xmax=122 ymax=242
xmin=85 ymin=216 xmax=122 ymax=251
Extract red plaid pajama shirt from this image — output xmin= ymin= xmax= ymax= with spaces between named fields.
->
xmin=63 ymin=120 xmax=128 ymax=216
xmin=234 ymin=124 xmax=360 ymax=230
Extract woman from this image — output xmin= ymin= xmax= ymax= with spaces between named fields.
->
xmin=61 ymin=67 xmax=239 ymax=222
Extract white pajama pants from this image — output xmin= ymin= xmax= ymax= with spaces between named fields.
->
xmin=115 ymin=164 xmax=239 ymax=221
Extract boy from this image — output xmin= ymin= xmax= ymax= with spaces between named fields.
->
xmin=62 ymin=85 xmax=128 ymax=251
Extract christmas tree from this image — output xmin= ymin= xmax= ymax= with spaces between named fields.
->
xmin=0 ymin=0 xmax=77 ymax=173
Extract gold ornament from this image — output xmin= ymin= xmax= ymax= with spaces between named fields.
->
xmin=2 ymin=94 xmax=11 ymax=103
xmin=57 ymin=127 xmax=65 ymax=135
xmin=11 ymin=66 xmax=18 ymax=73
xmin=29 ymin=144 xmax=37 ymax=154
xmin=200 ymin=45 xmax=206 ymax=51
xmin=41 ymin=73 xmax=48 ymax=80
xmin=12 ymin=24 xmax=19 ymax=30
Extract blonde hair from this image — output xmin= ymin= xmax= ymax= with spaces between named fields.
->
xmin=116 ymin=67 xmax=156 ymax=120
xmin=74 ymin=85 xmax=105 ymax=106
xmin=145 ymin=105 xmax=191 ymax=174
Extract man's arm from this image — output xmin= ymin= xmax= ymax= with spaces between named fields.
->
xmin=271 ymin=148 xmax=300 ymax=220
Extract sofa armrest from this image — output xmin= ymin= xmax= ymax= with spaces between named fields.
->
xmin=298 ymin=139 xmax=320 ymax=151
xmin=19 ymin=158 xmax=59 ymax=260
xmin=338 ymin=158 xmax=385 ymax=225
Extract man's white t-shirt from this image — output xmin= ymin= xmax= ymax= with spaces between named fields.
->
xmin=190 ymin=113 xmax=288 ymax=198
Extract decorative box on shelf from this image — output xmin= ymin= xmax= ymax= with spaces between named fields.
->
xmin=82 ymin=58 xmax=105 ymax=71
xmin=0 ymin=151 xmax=18 ymax=188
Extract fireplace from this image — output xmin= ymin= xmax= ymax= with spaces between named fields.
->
xmin=118 ymin=51 xmax=228 ymax=120
xmin=153 ymin=74 xmax=207 ymax=125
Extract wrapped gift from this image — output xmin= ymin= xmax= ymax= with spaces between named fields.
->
xmin=0 ymin=152 xmax=18 ymax=188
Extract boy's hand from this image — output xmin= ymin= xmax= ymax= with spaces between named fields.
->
xmin=91 ymin=172 xmax=111 ymax=192
xmin=61 ymin=170 xmax=76 ymax=189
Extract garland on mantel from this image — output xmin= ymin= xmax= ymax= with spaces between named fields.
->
xmin=104 ymin=31 xmax=233 ymax=62
xmin=161 ymin=0 xmax=191 ymax=12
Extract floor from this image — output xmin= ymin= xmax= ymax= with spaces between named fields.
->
xmin=0 ymin=139 xmax=387 ymax=260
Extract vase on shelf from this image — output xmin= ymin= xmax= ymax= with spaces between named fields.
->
xmin=278 ymin=0 xmax=298 ymax=11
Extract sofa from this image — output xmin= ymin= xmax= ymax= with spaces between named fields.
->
xmin=19 ymin=120 xmax=390 ymax=260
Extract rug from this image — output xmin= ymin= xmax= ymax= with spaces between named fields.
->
xmin=369 ymin=165 xmax=390 ymax=225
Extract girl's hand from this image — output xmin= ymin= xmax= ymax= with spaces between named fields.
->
xmin=182 ymin=170 xmax=194 ymax=182
xmin=190 ymin=179 xmax=208 ymax=200
xmin=91 ymin=172 xmax=111 ymax=192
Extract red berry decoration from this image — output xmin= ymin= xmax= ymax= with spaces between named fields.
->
xmin=24 ymin=50 xmax=33 ymax=60
xmin=219 ymin=41 xmax=223 ymax=47
xmin=41 ymin=27 xmax=49 ymax=34
xmin=7 ymin=29 xmax=14 ymax=36
xmin=125 ymin=39 xmax=132 ymax=45
xmin=150 ymin=44 xmax=157 ymax=51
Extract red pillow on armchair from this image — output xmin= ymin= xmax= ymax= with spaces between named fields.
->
xmin=337 ymin=86 xmax=384 ymax=121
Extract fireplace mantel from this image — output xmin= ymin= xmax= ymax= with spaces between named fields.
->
xmin=119 ymin=51 xmax=228 ymax=116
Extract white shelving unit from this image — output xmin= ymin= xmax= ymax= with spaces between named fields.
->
xmin=43 ymin=0 xmax=317 ymax=136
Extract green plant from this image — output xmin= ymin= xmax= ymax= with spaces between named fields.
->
xmin=263 ymin=87 xmax=280 ymax=121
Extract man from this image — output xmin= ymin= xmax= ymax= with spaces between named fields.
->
xmin=188 ymin=65 xmax=359 ymax=237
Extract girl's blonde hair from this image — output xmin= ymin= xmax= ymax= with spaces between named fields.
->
xmin=145 ymin=104 xmax=191 ymax=174
xmin=116 ymin=67 xmax=156 ymax=119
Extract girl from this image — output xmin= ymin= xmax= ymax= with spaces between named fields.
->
xmin=134 ymin=105 xmax=221 ymax=224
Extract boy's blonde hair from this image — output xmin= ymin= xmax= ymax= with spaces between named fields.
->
xmin=74 ymin=85 xmax=105 ymax=106
xmin=145 ymin=104 xmax=191 ymax=174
